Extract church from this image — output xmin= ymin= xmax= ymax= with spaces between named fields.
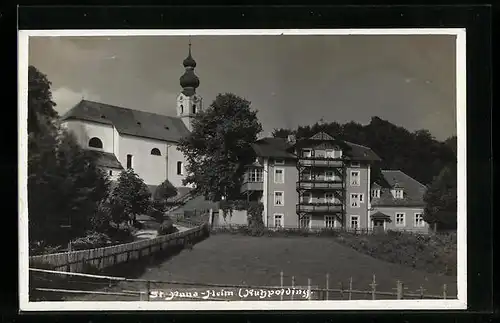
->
xmin=60 ymin=44 xmax=201 ymax=195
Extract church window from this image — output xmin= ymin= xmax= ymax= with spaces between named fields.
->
xmin=88 ymin=137 xmax=103 ymax=149
xmin=109 ymin=170 xmax=112 ymax=176
xmin=180 ymin=105 xmax=184 ymax=114
xmin=127 ymin=154 xmax=133 ymax=169
xmin=151 ymin=148 xmax=161 ymax=156
xmin=192 ymin=104 xmax=197 ymax=114
xmin=177 ymin=161 xmax=183 ymax=175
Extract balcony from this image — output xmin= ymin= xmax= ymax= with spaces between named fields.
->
xmin=296 ymin=180 xmax=343 ymax=190
xmin=240 ymin=181 xmax=263 ymax=193
xmin=297 ymin=158 xmax=344 ymax=168
xmin=296 ymin=203 xmax=343 ymax=214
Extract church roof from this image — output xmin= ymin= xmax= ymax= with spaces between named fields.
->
xmin=61 ymin=100 xmax=190 ymax=143
xmin=371 ymin=170 xmax=427 ymax=207
xmin=87 ymin=150 xmax=123 ymax=169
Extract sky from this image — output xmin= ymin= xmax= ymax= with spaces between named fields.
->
xmin=28 ymin=34 xmax=457 ymax=141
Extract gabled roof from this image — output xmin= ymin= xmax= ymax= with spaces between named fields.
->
xmin=251 ymin=137 xmax=296 ymax=159
xmin=87 ymin=150 xmax=123 ymax=169
xmin=370 ymin=211 xmax=392 ymax=222
xmin=309 ymin=131 xmax=335 ymax=141
xmin=371 ymin=170 xmax=426 ymax=207
xmin=61 ymin=100 xmax=190 ymax=143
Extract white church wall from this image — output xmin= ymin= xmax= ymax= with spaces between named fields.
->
xmin=62 ymin=120 xmax=114 ymax=153
xmin=166 ymin=144 xmax=190 ymax=188
xmin=118 ymin=134 xmax=169 ymax=187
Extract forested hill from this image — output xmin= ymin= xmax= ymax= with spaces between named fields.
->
xmin=272 ymin=116 xmax=456 ymax=186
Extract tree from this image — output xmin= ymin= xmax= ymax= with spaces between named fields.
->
xmin=423 ymin=162 xmax=457 ymax=231
xmin=109 ymin=169 xmax=151 ymax=225
xmin=28 ymin=66 xmax=111 ymax=249
xmin=153 ymin=179 xmax=178 ymax=203
xmin=178 ymin=93 xmax=263 ymax=201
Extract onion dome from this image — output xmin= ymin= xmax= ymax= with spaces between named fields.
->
xmin=180 ymin=69 xmax=200 ymax=89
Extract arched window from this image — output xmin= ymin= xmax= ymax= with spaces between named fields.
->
xmin=177 ymin=161 xmax=183 ymax=175
xmin=192 ymin=104 xmax=197 ymax=114
xmin=180 ymin=104 xmax=184 ymax=114
xmin=88 ymin=137 xmax=103 ymax=149
xmin=151 ymin=148 xmax=161 ymax=156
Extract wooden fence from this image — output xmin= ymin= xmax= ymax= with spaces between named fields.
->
xmin=29 ymin=222 xmax=209 ymax=273
xmin=29 ymin=268 xmax=452 ymax=301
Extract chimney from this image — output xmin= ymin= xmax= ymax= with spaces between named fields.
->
xmin=287 ymin=134 xmax=296 ymax=145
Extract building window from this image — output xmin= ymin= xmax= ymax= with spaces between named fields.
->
xmin=333 ymin=147 xmax=343 ymax=158
xmin=396 ymin=213 xmax=406 ymax=226
xmin=177 ymin=161 xmax=183 ymax=175
xmin=325 ymin=149 xmax=334 ymax=158
xmin=359 ymin=193 xmax=365 ymax=203
xmin=274 ymin=159 xmax=285 ymax=165
xmin=350 ymin=171 xmax=360 ymax=186
xmin=302 ymin=149 xmax=312 ymax=158
xmin=302 ymin=169 xmax=312 ymax=181
xmin=315 ymin=150 xmax=325 ymax=158
xmin=325 ymin=192 xmax=335 ymax=204
xmin=192 ymin=104 xmax=197 ymax=114
xmin=300 ymin=215 xmax=311 ymax=229
xmin=302 ymin=192 xmax=312 ymax=204
xmin=350 ymin=193 xmax=360 ymax=208
xmin=274 ymin=168 xmax=285 ymax=184
xmin=351 ymin=161 xmax=360 ymax=167
xmin=88 ymin=137 xmax=103 ymax=149
xmin=274 ymin=214 xmax=283 ymax=228
xmin=109 ymin=170 xmax=112 ymax=176
xmin=248 ymin=168 xmax=263 ymax=182
xmin=414 ymin=213 xmax=425 ymax=227
xmin=325 ymin=216 xmax=336 ymax=229
xmin=180 ymin=104 xmax=184 ymax=114
xmin=395 ymin=189 xmax=404 ymax=199
xmin=274 ymin=191 xmax=284 ymax=206
xmin=350 ymin=215 xmax=360 ymax=229
xmin=151 ymin=148 xmax=161 ymax=156
xmin=371 ymin=189 xmax=380 ymax=198
xmin=126 ymin=154 xmax=133 ymax=169
xmin=324 ymin=171 xmax=334 ymax=181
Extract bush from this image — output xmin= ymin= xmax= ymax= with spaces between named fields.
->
xmin=70 ymin=231 xmax=112 ymax=251
xmin=157 ymin=218 xmax=179 ymax=236
xmin=107 ymin=222 xmax=135 ymax=243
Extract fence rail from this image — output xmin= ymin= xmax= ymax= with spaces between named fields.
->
xmin=29 ymin=268 xmax=452 ymax=301
xmin=29 ymin=222 xmax=209 ymax=273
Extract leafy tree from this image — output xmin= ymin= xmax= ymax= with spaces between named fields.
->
xmin=423 ymin=162 xmax=457 ymax=231
xmin=28 ymin=66 xmax=111 ymax=249
xmin=153 ymin=179 xmax=178 ymax=203
xmin=178 ymin=93 xmax=263 ymax=201
xmin=109 ymin=169 xmax=151 ymax=225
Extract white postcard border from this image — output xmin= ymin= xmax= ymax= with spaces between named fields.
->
xmin=18 ymin=28 xmax=467 ymax=311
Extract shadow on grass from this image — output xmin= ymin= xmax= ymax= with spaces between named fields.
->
xmin=29 ymin=231 xmax=210 ymax=301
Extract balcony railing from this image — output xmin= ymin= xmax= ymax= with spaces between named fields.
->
xmin=297 ymin=158 xmax=344 ymax=168
xmin=240 ymin=181 xmax=263 ymax=193
xmin=296 ymin=202 xmax=343 ymax=214
xmin=296 ymin=180 xmax=343 ymax=190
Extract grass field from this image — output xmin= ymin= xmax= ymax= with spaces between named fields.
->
xmin=55 ymin=234 xmax=457 ymax=301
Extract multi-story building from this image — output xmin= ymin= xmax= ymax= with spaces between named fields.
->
xmin=241 ymin=131 xmax=429 ymax=233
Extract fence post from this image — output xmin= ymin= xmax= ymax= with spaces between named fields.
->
xmin=443 ymin=284 xmax=447 ymax=299
xmin=325 ymin=273 xmax=330 ymax=301
xmin=396 ymin=281 xmax=403 ymax=299
xmin=348 ymin=277 xmax=353 ymax=300
xmin=146 ymin=280 xmax=151 ymax=301
xmin=291 ymin=276 xmax=295 ymax=301
xmin=370 ymin=274 xmax=377 ymax=300
xmin=280 ymin=271 xmax=284 ymax=301
xmin=419 ymin=286 xmax=425 ymax=299
xmin=339 ymin=282 xmax=344 ymax=300
xmin=307 ymin=278 xmax=312 ymax=300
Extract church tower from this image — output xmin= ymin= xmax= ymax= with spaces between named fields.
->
xmin=177 ymin=40 xmax=202 ymax=132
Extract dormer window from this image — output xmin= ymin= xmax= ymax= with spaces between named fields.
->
xmin=394 ymin=189 xmax=404 ymax=199
xmin=351 ymin=161 xmax=360 ymax=167
xmin=371 ymin=189 xmax=380 ymax=198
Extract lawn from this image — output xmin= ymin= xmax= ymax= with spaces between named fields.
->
xmin=56 ymin=234 xmax=457 ymax=302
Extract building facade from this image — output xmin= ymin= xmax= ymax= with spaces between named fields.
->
xmin=60 ymin=44 xmax=202 ymax=194
xmin=241 ymin=132 xmax=429 ymax=233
